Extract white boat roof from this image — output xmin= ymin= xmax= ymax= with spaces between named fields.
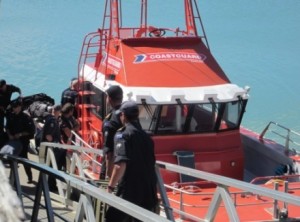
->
xmin=82 ymin=65 xmax=249 ymax=104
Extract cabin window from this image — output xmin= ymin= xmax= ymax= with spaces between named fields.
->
xmin=218 ymin=100 xmax=245 ymax=130
xmin=139 ymin=99 xmax=247 ymax=135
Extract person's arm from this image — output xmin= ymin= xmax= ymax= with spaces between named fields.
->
xmin=62 ymin=127 xmax=72 ymax=144
xmin=103 ymin=127 xmax=115 ymax=178
xmin=106 ymin=152 xmax=114 ymax=178
xmin=45 ymin=134 xmax=53 ymax=142
xmin=6 ymin=129 xmax=22 ymax=140
xmin=71 ymin=117 xmax=80 ymax=131
xmin=108 ymin=162 xmax=126 ymax=193
xmin=60 ymin=89 xmax=66 ymax=105
xmin=5 ymin=119 xmax=15 ymax=140
xmin=11 ymin=85 xmax=21 ymax=95
xmin=107 ymin=132 xmax=128 ymax=192
xmin=6 ymin=129 xmax=15 ymax=140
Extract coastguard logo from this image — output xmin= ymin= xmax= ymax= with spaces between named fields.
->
xmin=134 ymin=52 xmax=206 ymax=64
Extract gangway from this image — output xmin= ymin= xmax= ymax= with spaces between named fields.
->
xmin=2 ymin=141 xmax=300 ymax=221
xmin=0 ymin=153 xmax=171 ymax=222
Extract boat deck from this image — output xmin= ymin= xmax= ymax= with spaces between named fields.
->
xmin=166 ymin=182 xmax=300 ymax=221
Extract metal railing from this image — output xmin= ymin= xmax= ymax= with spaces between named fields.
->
xmin=71 ymin=130 xmax=102 ymax=174
xmin=0 ymin=153 xmax=171 ymax=222
xmin=3 ymin=141 xmax=300 ymax=222
xmin=39 ymin=142 xmax=300 ymax=221
xmin=156 ymin=161 xmax=300 ymax=222
xmin=259 ymin=121 xmax=300 ymax=153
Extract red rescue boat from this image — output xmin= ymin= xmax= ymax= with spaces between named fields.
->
xmin=73 ymin=1 xmax=300 ymax=221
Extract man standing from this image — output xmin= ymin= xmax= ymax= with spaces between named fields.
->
xmin=0 ymin=79 xmax=22 ymax=147
xmin=5 ymin=98 xmax=35 ymax=183
xmin=100 ymin=85 xmax=123 ymax=179
xmin=41 ymin=104 xmax=62 ymax=191
xmin=42 ymin=105 xmax=62 ymax=144
xmin=105 ymin=101 xmax=158 ymax=222
xmin=60 ymin=103 xmax=79 ymax=172
xmin=61 ymin=78 xmax=78 ymax=118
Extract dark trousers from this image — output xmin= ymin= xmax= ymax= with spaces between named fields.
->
xmin=20 ymin=141 xmax=33 ymax=181
xmin=99 ymin=157 xmax=106 ymax=179
xmin=0 ymin=110 xmax=4 ymax=130
xmin=105 ymin=201 xmax=157 ymax=222
xmin=0 ymin=130 xmax=8 ymax=148
xmin=48 ymin=147 xmax=66 ymax=190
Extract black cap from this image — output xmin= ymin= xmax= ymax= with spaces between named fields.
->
xmin=0 ymin=79 xmax=6 ymax=87
xmin=116 ymin=101 xmax=139 ymax=118
xmin=106 ymin=85 xmax=123 ymax=100
xmin=10 ymin=97 xmax=22 ymax=108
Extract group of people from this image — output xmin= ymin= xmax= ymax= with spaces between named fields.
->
xmin=102 ymin=85 xmax=158 ymax=222
xmin=0 ymin=80 xmax=35 ymax=182
xmin=0 ymin=78 xmax=79 ymax=187
xmin=1 ymin=78 xmax=158 ymax=221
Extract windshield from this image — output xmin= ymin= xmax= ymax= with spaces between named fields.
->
xmin=139 ymin=100 xmax=247 ymax=135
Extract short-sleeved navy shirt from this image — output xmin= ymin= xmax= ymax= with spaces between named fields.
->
xmin=113 ymin=121 xmax=158 ymax=209
xmin=6 ymin=111 xmax=35 ymax=143
xmin=60 ymin=88 xmax=78 ymax=106
xmin=42 ymin=114 xmax=61 ymax=143
xmin=102 ymin=106 xmax=122 ymax=154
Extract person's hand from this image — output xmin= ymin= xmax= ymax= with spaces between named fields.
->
xmin=15 ymin=133 xmax=22 ymax=139
xmin=107 ymin=186 xmax=114 ymax=193
xmin=8 ymin=135 xmax=14 ymax=140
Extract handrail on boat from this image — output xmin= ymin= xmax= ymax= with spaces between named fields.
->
xmin=250 ymin=174 xmax=300 ymax=184
xmin=156 ymin=160 xmax=300 ymax=222
xmin=259 ymin=121 xmax=300 ymax=153
xmin=71 ymin=130 xmax=102 ymax=174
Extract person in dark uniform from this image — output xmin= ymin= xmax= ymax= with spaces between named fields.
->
xmin=100 ymin=85 xmax=123 ymax=179
xmin=0 ymin=79 xmax=22 ymax=147
xmin=5 ymin=98 xmax=35 ymax=183
xmin=61 ymin=78 xmax=78 ymax=105
xmin=41 ymin=104 xmax=62 ymax=191
xmin=41 ymin=104 xmax=62 ymax=144
xmin=60 ymin=103 xmax=79 ymax=171
xmin=61 ymin=78 xmax=78 ymax=118
xmin=105 ymin=101 xmax=158 ymax=222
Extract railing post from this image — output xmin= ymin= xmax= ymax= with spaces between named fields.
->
xmin=259 ymin=122 xmax=272 ymax=140
xmin=273 ymin=182 xmax=279 ymax=219
xmin=283 ymin=181 xmax=288 ymax=209
xmin=155 ymin=165 xmax=175 ymax=221
xmin=285 ymin=130 xmax=291 ymax=152
xmin=280 ymin=181 xmax=289 ymax=219
xmin=179 ymin=191 xmax=184 ymax=220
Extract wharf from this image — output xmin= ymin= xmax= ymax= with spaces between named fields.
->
xmin=1 ymin=142 xmax=169 ymax=222
xmin=3 ymin=151 xmax=78 ymax=222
